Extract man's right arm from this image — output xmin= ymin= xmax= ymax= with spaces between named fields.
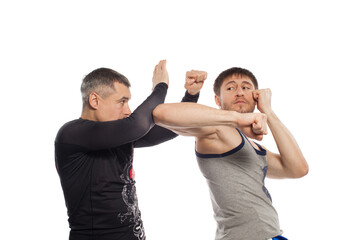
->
xmin=55 ymin=60 xmax=170 ymax=151
xmin=55 ymin=82 xmax=168 ymax=151
xmin=153 ymin=102 xmax=268 ymax=140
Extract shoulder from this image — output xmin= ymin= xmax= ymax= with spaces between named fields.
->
xmin=55 ymin=119 xmax=84 ymax=143
xmin=196 ymin=126 xmax=243 ymax=155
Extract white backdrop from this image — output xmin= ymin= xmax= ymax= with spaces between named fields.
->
xmin=1 ymin=1 xmax=359 ymax=239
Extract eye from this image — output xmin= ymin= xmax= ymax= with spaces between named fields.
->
xmin=227 ymin=87 xmax=234 ymax=91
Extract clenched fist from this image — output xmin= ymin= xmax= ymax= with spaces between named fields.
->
xmin=236 ymin=112 xmax=268 ymax=140
xmin=185 ymin=70 xmax=207 ymax=95
xmin=253 ymin=88 xmax=272 ymax=115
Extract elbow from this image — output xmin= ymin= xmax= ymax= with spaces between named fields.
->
xmin=299 ymin=157 xmax=309 ymax=177
xmin=131 ymin=116 xmax=153 ymax=138
xmin=128 ymin=111 xmax=154 ymax=137
xmin=292 ymin=159 xmax=309 ymax=178
xmin=303 ymin=161 xmax=309 ymax=177
xmin=153 ymin=104 xmax=167 ymax=124
xmin=153 ymin=104 xmax=176 ymax=128
xmin=296 ymin=166 xmax=309 ymax=178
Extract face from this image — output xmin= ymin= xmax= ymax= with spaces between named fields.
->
xmin=215 ymin=75 xmax=256 ymax=113
xmin=95 ymin=82 xmax=132 ymax=121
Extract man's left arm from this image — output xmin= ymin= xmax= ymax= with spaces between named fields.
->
xmin=134 ymin=70 xmax=206 ymax=148
xmin=254 ymin=89 xmax=309 ymax=179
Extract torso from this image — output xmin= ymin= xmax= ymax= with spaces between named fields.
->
xmin=195 ymin=127 xmax=281 ymax=240
xmin=55 ymin=119 xmax=145 ymax=240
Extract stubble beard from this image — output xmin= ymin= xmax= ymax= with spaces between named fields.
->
xmin=222 ymin=102 xmax=255 ymax=113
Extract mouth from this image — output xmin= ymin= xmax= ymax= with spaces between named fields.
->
xmin=234 ymin=100 xmax=246 ymax=104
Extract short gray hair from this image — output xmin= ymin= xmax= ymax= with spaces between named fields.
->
xmin=81 ymin=68 xmax=131 ymax=108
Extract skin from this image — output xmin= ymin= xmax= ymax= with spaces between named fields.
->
xmin=81 ymin=82 xmax=132 ymax=121
xmin=154 ymin=69 xmax=268 ymax=140
xmin=155 ymin=70 xmax=308 ymax=179
xmin=184 ymin=70 xmax=207 ymax=95
xmin=212 ymin=75 xmax=308 ymax=178
xmin=215 ymin=75 xmax=257 ymax=113
xmin=81 ymin=60 xmax=266 ymax=142
xmin=252 ymin=88 xmax=309 ymax=178
xmin=80 ymin=60 xmax=304 ymax=178
xmin=81 ymin=60 xmax=169 ymax=122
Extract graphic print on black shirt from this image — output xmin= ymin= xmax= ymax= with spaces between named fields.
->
xmin=118 ymin=162 xmax=145 ymax=240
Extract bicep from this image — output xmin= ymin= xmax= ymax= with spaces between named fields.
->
xmin=265 ymin=149 xmax=287 ymax=179
xmin=266 ymin=148 xmax=308 ymax=179
xmin=156 ymin=125 xmax=219 ymax=138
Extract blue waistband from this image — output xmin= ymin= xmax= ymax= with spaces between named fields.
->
xmin=273 ymin=236 xmax=288 ymax=240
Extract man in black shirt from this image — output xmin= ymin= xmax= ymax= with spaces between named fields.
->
xmin=55 ymin=60 xmax=208 ymax=240
xmin=55 ymin=60 xmax=268 ymax=240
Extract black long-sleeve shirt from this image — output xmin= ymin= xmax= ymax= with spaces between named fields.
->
xmin=55 ymin=83 xmax=198 ymax=240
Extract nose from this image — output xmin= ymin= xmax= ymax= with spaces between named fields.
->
xmin=236 ymin=88 xmax=244 ymax=96
xmin=124 ymin=103 xmax=132 ymax=117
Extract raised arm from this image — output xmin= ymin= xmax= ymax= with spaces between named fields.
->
xmin=134 ymin=70 xmax=206 ymax=148
xmin=55 ymin=61 xmax=169 ymax=151
xmin=134 ymin=91 xmax=200 ymax=148
xmin=153 ymin=102 xmax=268 ymax=140
xmin=253 ymin=89 xmax=309 ymax=179
xmin=56 ymin=82 xmax=168 ymax=151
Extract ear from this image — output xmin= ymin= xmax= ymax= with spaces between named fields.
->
xmin=215 ymin=95 xmax=221 ymax=108
xmin=88 ymin=92 xmax=100 ymax=110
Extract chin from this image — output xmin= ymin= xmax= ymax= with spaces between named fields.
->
xmin=236 ymin=107 xmax=255 ymax=114
xmin=222 ymin=104 xmax=254 ymax=113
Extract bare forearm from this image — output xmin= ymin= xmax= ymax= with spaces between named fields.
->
xmin=267 ymin=110 xmax=308 ymax=177
xmin=153 ymin=103 xmax=238 ymax=129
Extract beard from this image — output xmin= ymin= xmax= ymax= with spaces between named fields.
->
xmin=222 ymin=102 xmax=256 ymax=113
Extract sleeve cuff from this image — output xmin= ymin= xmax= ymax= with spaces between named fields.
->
xmin=154 ymin=82 xmax=169 ymax=91
xmin=181 ymin=91 xmax=200 ymax=103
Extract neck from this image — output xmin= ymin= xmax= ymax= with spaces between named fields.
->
xmin=81 ymin=108 xmax=98 ymax=121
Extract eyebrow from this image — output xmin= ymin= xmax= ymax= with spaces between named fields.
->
xmin=241 ymin=80 xmax=253 ymax=86
xmin=225 ymin=80 xmax=253 ymax=86
xmin=118 ymin=97 xmax=130 ymax=102
xmin=225 ymin=81 xmax=237 ymax=86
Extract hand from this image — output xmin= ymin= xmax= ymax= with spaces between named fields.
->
xmin=184 ymin=70 xmax=207 ymax=95
xmin=253 ymin=88 xmax=272 ymax=115
xmin=152 ymin=60 xmax=169 ymax=90
xmin=236 ymin=112 xmax=268 ymax=140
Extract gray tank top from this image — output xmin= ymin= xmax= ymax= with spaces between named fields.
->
xmin=196 ymin=129 xmax=282 ymax=240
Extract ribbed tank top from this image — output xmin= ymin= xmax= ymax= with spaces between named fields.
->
xmin=196 ymin=129 xmax=282 ymax=240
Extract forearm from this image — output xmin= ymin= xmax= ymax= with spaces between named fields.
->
xmin=60 ymin=83 xmax=168 ymax=150
xmin=153 ymin=103 xmax=239 ymax=129
xmin=134 ymin=90 xmax=200 ymax=148
xmin=267 ymin=110 xmax=308 ymax=177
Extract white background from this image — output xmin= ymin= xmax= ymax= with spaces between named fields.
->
xmin=1 ymin=1 xmax=359 ymax=239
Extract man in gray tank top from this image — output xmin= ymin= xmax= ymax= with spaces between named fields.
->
xmin=154 ymin=67 xmax=309 ymax=240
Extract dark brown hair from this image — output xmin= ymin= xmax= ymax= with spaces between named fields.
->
xmin=213 ymin=67 xmax=258 ymax=95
